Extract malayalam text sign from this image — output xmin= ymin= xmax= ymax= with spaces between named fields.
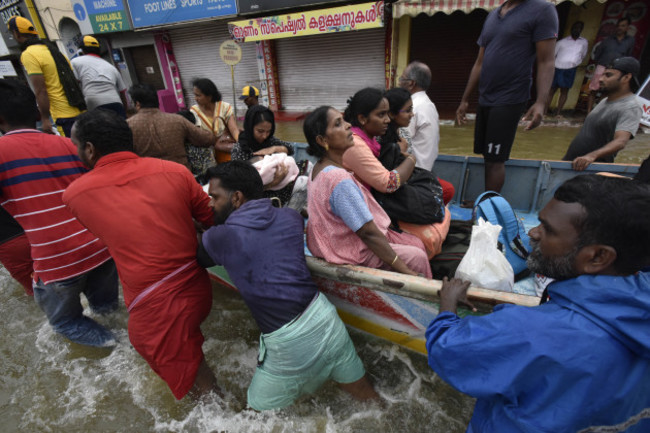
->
xmin=229 ymin=1 xmax=384 ymax=42
xmin=127 ymin=0 xmax=237 ymax=28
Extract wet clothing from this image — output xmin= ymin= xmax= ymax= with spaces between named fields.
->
xmin=563 ymin=94 xmax=642 ymax=162
xmin=202 ymin=199 xmax=316 ymax=334
xmin=0 ymin=206 xmax=33 ymax=294
xmin=0 ymin=130 xmax=116 ymax=346
xmin=426 ymin=271 xmax=650 ymax=433
xmin=248 ymin=292 xmax=365 ymax=411
xmin=71 ymin=53 xmax=126 ymax=111
xmin=307 ymin=166 xmax=431 ymax=277
xmin=201 ymin=198 xmax=364 ymax=410
xmin=20 ymin=43 xmax=83 ymax=122
xmin=0 ymin=129 xmax=111 ymax=284
xmin=63 ymin=152 xmax=214 ymax=398
xmin=477 ymin=0 xmax=558 ymax=106
xmin=128 ymin=108 xmax=215 ymax=170
xmin=33 ymin=259 xmax=118 ymax=347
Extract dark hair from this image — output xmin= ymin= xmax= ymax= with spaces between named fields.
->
xmin=192 ymin=78 xmax=222 ymax=103
xmin=405 ymin=61 xmax=431 ymax=90
xmin=0 ymin=79 xmax=39 ymax=128
xmin=303 ymin=105 xmax=332 ymax=158
xmin=343 ymin=87 xmax=385 ymax=128
xmin=82 ymin=46 xmax=101 ymax=56
xmin=73 ymin=109 xmax=133 ymax=155
xmin=239 ymin=105 xmax=276 ymax=153
xmin=617 ymin=16 xmax=631 ymax=26
xmin=381 ymin=87 xmax=411 ymax=145
xmin=176 ymin=109 xmax=196 ymax=124
xmin=205 ymin=161 xmax=263 ymax=200
xmin=554 ymin=174 xmax=650 ymax=274
xmin=128 ymin=84 xmax=159 ymax=108
xmin=572 ymin=21 xmax=584 ymax=29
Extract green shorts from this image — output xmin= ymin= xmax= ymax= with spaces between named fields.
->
xmin=247 ymin=292 xmax=365 ymax=411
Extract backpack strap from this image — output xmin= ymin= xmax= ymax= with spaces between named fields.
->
xmin=474 ymin=192 xmax=530 ymax=260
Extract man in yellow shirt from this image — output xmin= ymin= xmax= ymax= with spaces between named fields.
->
xmin=8 ymin=16 xmax=84 ymax=136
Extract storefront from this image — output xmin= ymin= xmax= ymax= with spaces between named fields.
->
xmin=0 ymin=0 xmax=47 ymax=82
xmin=390 ymin=0 xmax=647 ymax=115
xmin=168 ymin=21 xmax=259 ymax=116
xmin=123 ymin=0 xmax=249 ymax=112
xmin=229 ymin=1 xmax=387 ymax=112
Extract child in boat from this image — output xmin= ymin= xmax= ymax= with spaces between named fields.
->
xmin=198 ymin=161 xmax=379 ymax=410
xmin=304 ymin=105 xmax=432 ymax=277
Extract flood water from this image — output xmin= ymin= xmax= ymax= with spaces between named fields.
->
xmin=1 ymin=272 xmax=474 ymax=433
xmin=2 ymin=121 xmax=648 ymax=432
xmin=276 ymin=120 xmax=650 ymax=164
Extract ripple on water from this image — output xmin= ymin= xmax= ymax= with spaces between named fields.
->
xmin=1 ymin=273 xmax=474 ymax=432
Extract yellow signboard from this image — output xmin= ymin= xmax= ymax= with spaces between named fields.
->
xmin=229 ymin=1 xmax=384 ymax=42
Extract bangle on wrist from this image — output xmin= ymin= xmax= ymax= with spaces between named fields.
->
xmin=407 ymin=154 xmax=416 ymax=164
xmin=390 ymin=254 xmax=399 ymax=266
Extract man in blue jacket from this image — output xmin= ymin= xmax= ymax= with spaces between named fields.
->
xmin=426 ymin=174 xmax=650 ymax=432
xmin=198 ymin=161 xmax=378 ymax=410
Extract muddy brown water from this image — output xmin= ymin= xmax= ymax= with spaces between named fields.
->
xmin=2 ymin=122 xmax=647 ymax=432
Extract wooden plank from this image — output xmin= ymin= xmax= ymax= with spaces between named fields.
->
xmin=306 ymin=256 xmax=541 ymax=307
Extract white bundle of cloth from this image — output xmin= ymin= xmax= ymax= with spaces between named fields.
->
xmin=253 ymin=153 xmax=299 ymax=191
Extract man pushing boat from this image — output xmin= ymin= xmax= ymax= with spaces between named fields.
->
xmin=426 ymin=174 xmax=650 ymax=432
xmin=198 ymin=161 xmax=379 ymax=411
xmin=63 ymin=109 xmax=220 ymax=401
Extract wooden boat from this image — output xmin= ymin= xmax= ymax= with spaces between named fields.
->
xmin=208 ymin=153 xmax=640 ymax=355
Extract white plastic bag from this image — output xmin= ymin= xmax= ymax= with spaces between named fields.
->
xmin=455 ymin=218 xmax=514 ymax=292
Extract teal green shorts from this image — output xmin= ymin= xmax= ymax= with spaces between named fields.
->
xmin=247 ymin=292 xmax=365 ymax=411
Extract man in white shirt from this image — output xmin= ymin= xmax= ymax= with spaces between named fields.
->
xmin=549 ymin=22 xmax=588 ymax=117
xmin=71 ymin=36 xmax=128 ymax=118
xmin=399 ymin=61 xmax=440 ymax=170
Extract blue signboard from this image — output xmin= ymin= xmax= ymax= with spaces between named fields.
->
xmin=127 ymin=0 xmax=237 ymax=28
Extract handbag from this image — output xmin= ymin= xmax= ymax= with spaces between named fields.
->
xmin=371 ymin=142 xmax=445 ymax=225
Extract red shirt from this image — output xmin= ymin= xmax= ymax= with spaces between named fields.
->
xmin=63 ymin=152 xmax=213 ymax=307
xmin=0 ymin=130 xmax=111 ymax=284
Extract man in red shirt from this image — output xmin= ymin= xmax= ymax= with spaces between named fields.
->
xmin=63 ymin=109 xmax=219 ymax=401
xmin=0 ymin=79 xmax=117 ymax=347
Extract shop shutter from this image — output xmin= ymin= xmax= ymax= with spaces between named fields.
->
xmin=411 ymin=10 xmax=488 ymax=118
xmin=275 ymin=28 xmax=386 ymax=111
xmin=169 ymin=22 xmax=259 ymax=115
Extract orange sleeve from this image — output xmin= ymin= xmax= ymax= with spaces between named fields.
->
xmin=342 ymin=135 xmax=391 ymax=192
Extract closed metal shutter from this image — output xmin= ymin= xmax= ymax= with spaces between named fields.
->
xmin=275 ymin=28 xmax=386 ymax=111
xmin=169 ymin=22 xmax=259 ymax=115
xmin=411 ymin=10 xmax=488 ymax=118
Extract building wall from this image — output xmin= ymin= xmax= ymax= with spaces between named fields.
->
xmin=33 ymin=0 xmax=75 ymax=41
xmin=550 ymin=0 xmax=607 ymax=111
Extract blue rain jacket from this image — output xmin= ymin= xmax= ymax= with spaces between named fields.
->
xmin=426 ymin=271 xmax=650 ymax=433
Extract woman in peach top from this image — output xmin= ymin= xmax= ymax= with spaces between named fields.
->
xmin=342 ymin=88 xmax=450 ymax=258
xmin=304 ymin=105 xmax=431 ymax=277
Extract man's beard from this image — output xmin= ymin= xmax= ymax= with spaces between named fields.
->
xmin=526 ymin=239 xmax=580 ymax=280
xmin=213 ymin=201 xmax=234 ymax=225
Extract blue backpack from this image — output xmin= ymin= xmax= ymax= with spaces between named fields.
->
xmin=473 ymin=191 xmax=531 ymax=280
